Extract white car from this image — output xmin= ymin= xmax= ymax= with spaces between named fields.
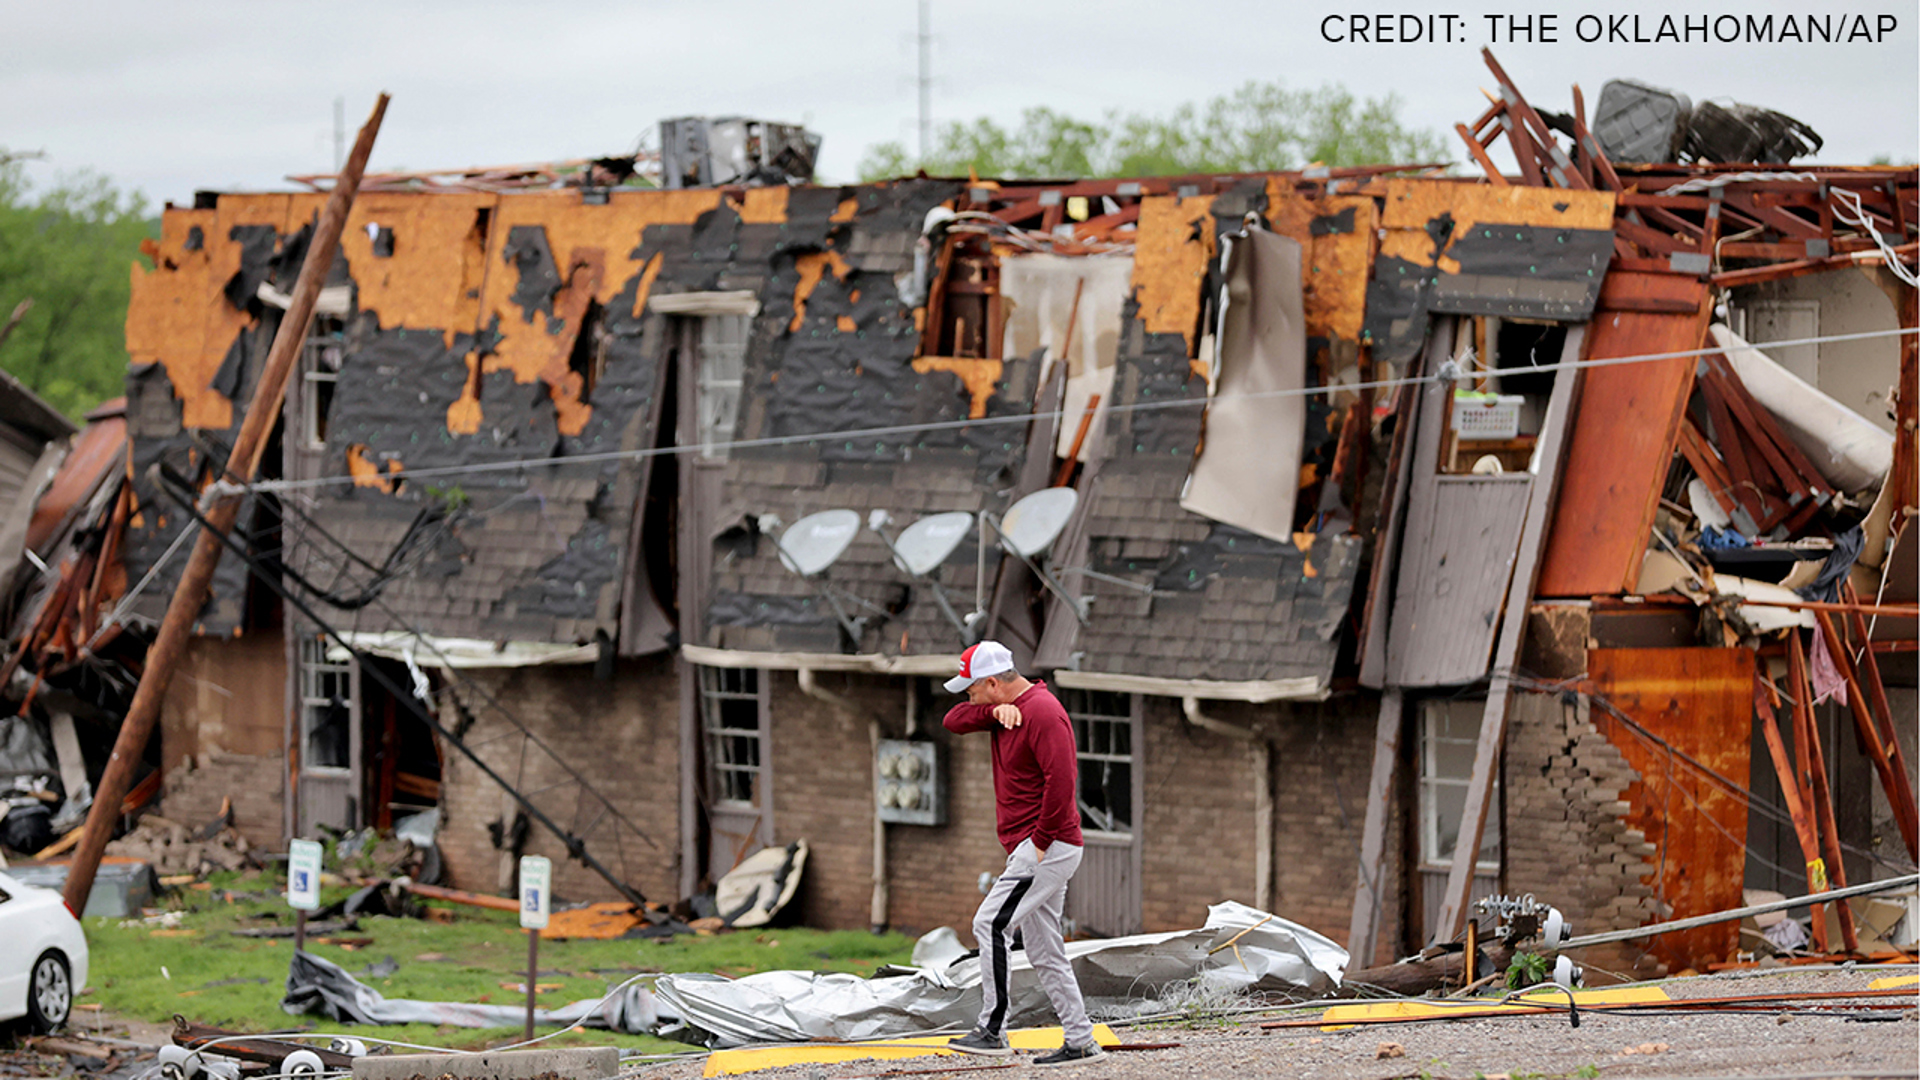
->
xmin=0 ymin=870 xmax=87 ymax=1031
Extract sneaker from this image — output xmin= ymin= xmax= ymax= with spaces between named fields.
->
xmin=947 ymin=1028 xmax=1011 ymax=1057
xmin=1034 ymin=1042 xmax=1108 ymax=1067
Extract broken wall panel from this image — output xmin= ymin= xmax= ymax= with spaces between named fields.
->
xmin=1365 ymin=182 xmax=1615 ymax=369
xmin=1536 ymin=270 xmax=1709 ymax=598
xmin=1586 ymin=647 xmax=1753 ymax=971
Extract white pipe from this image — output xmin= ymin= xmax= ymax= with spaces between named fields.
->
xmin=798 ymin=668 xmax=889 ymax=931
xmin=1182 ymin=697 xmax=1272 ymax=912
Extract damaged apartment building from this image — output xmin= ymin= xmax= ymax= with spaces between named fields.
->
xmin=7 ymin=55 xmax=1915 ymax=974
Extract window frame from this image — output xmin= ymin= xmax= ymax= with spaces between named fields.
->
xmin=299 ymin=636 xmax=355 ymax=777
xmin=698 ymin=665 xmax=766 ymax=810
xmin=1418 ymin=698 xmax=1501 ymax=874
xmin=1062 ymin=688 xmax=1136 ymax=841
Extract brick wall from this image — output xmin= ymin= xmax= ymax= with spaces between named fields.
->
xmin=159 ymin=635 xmax=288 ymax=773
xmin=156 ymin=634 xmax=291 ymax=850
xmin=1267 ymin=697 xmax=1397 ymax=959
xmin=1504 ymin=690 xmax=1664 ymax=982
xmin=762 ymin=672 xmax=1006 ymax=938
xmin=436 ymin=655 xmax=681 ymax=905
xmin=161 ymin=751 xmax=285 ymax=848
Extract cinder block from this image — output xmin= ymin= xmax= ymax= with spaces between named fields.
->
xmin=353 ymin=1047 xmax=618 ymax=1080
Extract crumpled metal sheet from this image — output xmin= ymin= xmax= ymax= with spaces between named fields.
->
xmin=283 ymin=950 xmax=662 ymax=1034
xmin=654 ymin=902 xmax=1346 ymax=1048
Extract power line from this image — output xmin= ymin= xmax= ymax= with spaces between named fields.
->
xmin=246 ymin=323 xmax=1917 ymax=495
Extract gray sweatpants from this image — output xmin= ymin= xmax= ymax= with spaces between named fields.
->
xmin=971 ymin=838 xmax=1093 ymax=1046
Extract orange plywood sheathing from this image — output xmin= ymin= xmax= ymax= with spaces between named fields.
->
xmin=337 ymin=193 xmax=498 ymax=335
xmin=1262 ymin=187 xmax=1377 ymax=346
xmin=1587 ymin=647 xmax=1755 ymax=972
xmin=831 ymin=195 xmax=859 ymax=223
xmin=790 ymin=250 xmax=853 ymax=333
xmin=1535 ymin=270 xmax=1709 ymax=598
xmin=910 ymin=357 xmax=1003 ymax=419
xmin=1131 ymin=194 xmax=1216 ymax=351
xmin=735 ymin=186 xmax=790 ymax=225
xmin=346 ymin=445 xmax=403 ymax=492
xmin=467 ymin=189 xmax=722 ymax=437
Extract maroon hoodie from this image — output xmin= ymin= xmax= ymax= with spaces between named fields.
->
xmin=942 ymin=680 xmax=1084 ymax=854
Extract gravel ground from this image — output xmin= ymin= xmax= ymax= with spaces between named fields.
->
xmin=633 ymin=968 xmax=1919 ymax=1080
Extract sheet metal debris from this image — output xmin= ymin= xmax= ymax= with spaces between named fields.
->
xmin=282 ymin=950 xmax=662 ymax=1034
xmin=653 ymin=902 xmax=1346 ymax=1048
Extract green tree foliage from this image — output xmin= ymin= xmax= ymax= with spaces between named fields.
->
xmin=0 ymin=158 xmax=156 ymax=420
xmin=859 ymin=81 xmax=1449 ymax=182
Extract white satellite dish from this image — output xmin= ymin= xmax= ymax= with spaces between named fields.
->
xmin=868 ymin=510 xmax=982 ymax=643
xmin=778 ymin=510 xmax=861 ymax=577
xmin=997 ymin=487 xmax=1078 ymax=558
xmin=891 ymin=512 xmax=974 ymax=576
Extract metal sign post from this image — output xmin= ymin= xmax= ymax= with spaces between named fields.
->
xmin=518 ymin=855 xmax=551 ymax=1044
xmin=287 ymin=839 xmax=323 ymax=953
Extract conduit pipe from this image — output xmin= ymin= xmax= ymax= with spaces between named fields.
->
xmin=1182 ymin=697 xmax=1272 ymax=912
xmin=798 ymin=668 xmax=889 ymax=932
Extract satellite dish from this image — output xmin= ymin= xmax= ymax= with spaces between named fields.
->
xmin=778 ymin=509 xmax=860 ymax=576
xmin=891 ymin=512 xmax=974 ymax=576
xmin=997 ymin=488 xmax=1078 ymax=558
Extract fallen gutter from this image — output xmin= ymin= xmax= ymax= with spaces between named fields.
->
xmin=1181 ymin=697 xmax=1271 ymax=912
xmin=797 ymin=668 xmax=889 ymax=932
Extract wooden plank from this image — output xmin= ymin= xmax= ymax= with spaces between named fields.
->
xmin=1585 ymin=648 xmax=1754 ymax=970
xmin=1840 ymin=581 xmax=1920 ymax=860
xmin=1752 ymin=672 xmax=1824 ymax=932
xmin=1536 ymin=272 xmax=1707 ymax=598
xmin=1815 ymin=608 xmax=1920 ymax=861
xmin=1696 ymin=376 xmax=1776 ymax=525
xmin=1703 ymin=353 xmax=1834 ymax=501
xmin=1357 ymin=381 xmax=1420 ymax=689
xmin=1386 ymin=476 xmax=1532 ymax=687
xmin=1346 ymin=688 xmax=1403 ymax=965
xmin=1430 ymin=327 xmax=1585 ymax=942
xmin=1697 ymin=358 xmax=1823 ymax=500
xmin=1787 ymin=633 xmax=1859 ymax=953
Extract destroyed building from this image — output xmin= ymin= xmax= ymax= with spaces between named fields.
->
xmin=8 ymin=55 xmax=1916 ymax=975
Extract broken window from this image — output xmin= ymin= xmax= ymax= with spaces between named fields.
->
xmin=302 ymin=314 xmax=345 ymax=449
xmin=1418 ymin=698 xmax=1500 ymax=872
xmin=695 ymin=315 xmax=750 ymax=459
xmin=300 ymin=636 xmax=353 ymax=772
xmin=698 ymin=666 xmax=763 ymax=806
xmin=1064 ymin=689 xmax=1133 ymax=836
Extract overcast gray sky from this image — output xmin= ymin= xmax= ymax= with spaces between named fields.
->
xmin=4 ymin=0 xmax=1914 ymax=207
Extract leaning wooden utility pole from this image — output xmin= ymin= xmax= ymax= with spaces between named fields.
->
xmin=62 ymin=94 xmax=390 ymax=916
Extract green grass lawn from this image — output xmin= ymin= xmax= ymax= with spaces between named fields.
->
xmin=83 ymin=872 xmax=918 ymax=1054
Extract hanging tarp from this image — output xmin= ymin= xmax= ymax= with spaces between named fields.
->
xmin=653 ymin=902 xmax=1347 ymax=1048
xmin=1180 ymin=230 xmax=1307 ymax=542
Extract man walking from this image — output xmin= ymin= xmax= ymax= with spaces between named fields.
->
xmin=940 ymin=641 xmax=1105 ymax=1067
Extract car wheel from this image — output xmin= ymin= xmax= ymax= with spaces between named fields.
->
xmin=26 ymin=951 xmax=70 ymax=1033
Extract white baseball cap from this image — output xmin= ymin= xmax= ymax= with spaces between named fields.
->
xmin=944 ymin=640 xmax=1014 ymax=693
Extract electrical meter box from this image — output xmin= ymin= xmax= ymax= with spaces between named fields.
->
xmin=875 ymin=739 xmax=946 ymax=826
